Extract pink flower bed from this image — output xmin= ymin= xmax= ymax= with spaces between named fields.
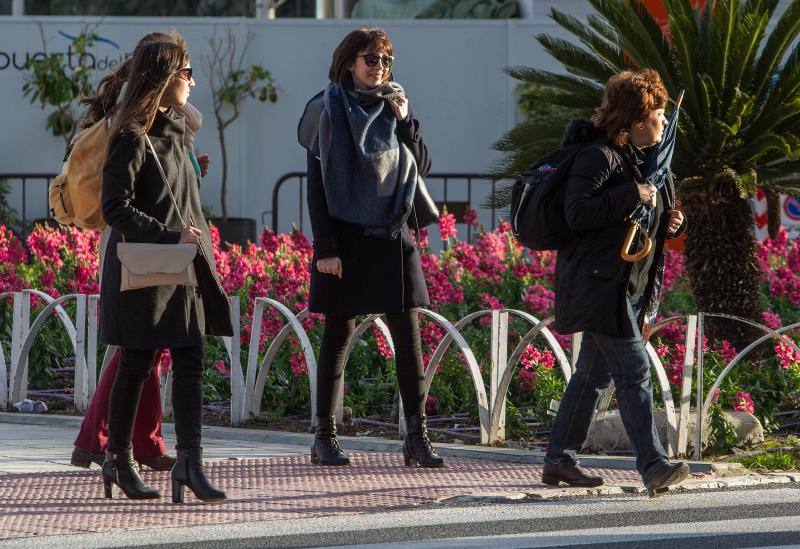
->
xmin=2 ymin=221 xmax=800 ymax=429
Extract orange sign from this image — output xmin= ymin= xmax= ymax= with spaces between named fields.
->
xmin=642 ymin=0 xmax=708 ymax=30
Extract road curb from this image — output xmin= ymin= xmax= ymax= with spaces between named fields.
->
xmin=0 ymin=411 xmax=724 ymax=473
xmin=431 ymin=472 xmax=800 ymax=504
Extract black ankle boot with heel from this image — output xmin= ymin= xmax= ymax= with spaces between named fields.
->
xmin=101 ymin=448 xmax=161 ymax=500
xmin=171 ymin=447 xmax=226 ymax=504
xmin=310 ymin=415 xmax=350 ymax=466
xmin=403 ymin=414 xmax=444 ymax=468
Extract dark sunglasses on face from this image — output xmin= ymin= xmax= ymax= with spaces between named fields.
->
xmin=175 ymin=67 xmax=193 ymax=81
xmin=357 ymin=53 xmax=394 ymax=69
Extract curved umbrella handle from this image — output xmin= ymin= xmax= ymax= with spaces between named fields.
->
xmin=621 ymin=223 xmax=652 ymax=262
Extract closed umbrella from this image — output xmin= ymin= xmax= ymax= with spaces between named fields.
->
xmin=621 ymin=90 xmax=685 ymax=262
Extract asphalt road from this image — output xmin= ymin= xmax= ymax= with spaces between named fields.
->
xmin=3 ymin=484 xmax=799 ymax=549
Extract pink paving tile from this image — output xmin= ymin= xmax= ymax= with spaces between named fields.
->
xmin=0 ymin=452 xmax=644 ymax=539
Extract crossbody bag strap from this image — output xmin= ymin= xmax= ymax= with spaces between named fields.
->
xmin=144 ymin=134 xmax=188 ymax=229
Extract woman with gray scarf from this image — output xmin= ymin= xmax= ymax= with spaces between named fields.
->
xmin=298 ymin=27 xmax=442 ymax=468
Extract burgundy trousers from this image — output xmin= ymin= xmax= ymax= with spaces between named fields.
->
xmin=74 ymin=349 xmax=167 ymax=458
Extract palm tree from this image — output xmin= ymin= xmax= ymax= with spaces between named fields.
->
xmin=492 ymin=0 xmax=800 ymax=343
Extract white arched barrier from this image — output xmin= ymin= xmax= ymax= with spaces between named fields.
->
xmin=0 ymin=292 xmax=22 ymax=409
xmin=648 ymin=315 xmax=698 ymax=457
xmin=695 ymin=315 xmax=800 ymax=460
xmin=243 ymin=298 xmax=315 ymax=425
xmin=487 ymin=313 xmax=566 ymax=442
xmin=424 ymin=309 xmax=569 ymax=443
xmin=11 ymin=291 xmax=87 ymax=409
xmin=417 ymin=308 xmax=491 ymax=444
xmin=8 ymin=288 xmax=800 ymax=458
xmin=249 ymin=308 xmax=311 ymax=417
xmin=2 ymin=292 xmax=30 ymax=405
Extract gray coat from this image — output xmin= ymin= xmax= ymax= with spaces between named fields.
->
xmin=99 ymin=109 xmax=232 ymax=349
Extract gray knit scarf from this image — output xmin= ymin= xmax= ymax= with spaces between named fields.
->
xmin=298 ymin=80 xmax=420 ymax=237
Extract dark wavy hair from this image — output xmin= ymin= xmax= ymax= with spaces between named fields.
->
xmin=593 ymin=69 xmax=669 ymax=146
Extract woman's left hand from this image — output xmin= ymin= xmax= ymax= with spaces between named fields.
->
xmin=667 ymin=209 xmax=685 ymax=233
xmin=388 ymin=96 xmax=409 ymax=120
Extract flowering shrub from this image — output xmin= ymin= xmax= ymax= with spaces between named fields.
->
xmin=2 ymin=221 xmax=800 ymax=438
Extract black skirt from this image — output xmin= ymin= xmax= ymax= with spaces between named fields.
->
xmin=308 ymin=222 xmax=429 ymax=316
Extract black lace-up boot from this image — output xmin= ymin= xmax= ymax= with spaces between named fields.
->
xmin=310 ymin=415 xmax=350 ymax=466
xmin=403 ymin=413 xmax=444 ymax=468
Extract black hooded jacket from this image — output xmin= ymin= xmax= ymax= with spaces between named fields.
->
xmin=553 ymin=119 xmax=686 ymax=338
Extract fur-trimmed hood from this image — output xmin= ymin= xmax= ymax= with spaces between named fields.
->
xmin=561 ymin=118 xmax=604 ymax=147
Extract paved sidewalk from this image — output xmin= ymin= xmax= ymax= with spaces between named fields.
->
xmin=1 ymin=414 xmax=793 ymax=544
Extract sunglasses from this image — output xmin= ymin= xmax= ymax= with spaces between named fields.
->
xmin=357 ymin=53 xmax=394 ymax=69
xmin=175 ymin=67 xmax=193 ymax=81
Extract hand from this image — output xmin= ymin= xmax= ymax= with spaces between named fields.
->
xmin=316 ymin=256 xmax=342 ymax=278
xmin=666 ymin=209 xmax=685 ymax=234
xmin=388 ymin=96 xmax=409 ymax=120
xmin=196 ymin=154 xmax=210 ymax=177
xmin=179 ymin=226 xmax=203 ymax=245
xmin=637 ymin=183 xmax=658 ymax=207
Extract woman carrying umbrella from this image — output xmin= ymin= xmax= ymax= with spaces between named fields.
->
xmin=544 ymin=69 xmax=688 ymax=497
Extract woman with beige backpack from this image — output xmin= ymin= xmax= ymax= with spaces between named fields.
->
xmin=99 ymin=31 xmax=232 ymax=503
xmin=71 ymin=32 xmax=209 ymax=474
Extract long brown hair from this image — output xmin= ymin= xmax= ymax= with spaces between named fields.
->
xmin=81 ymin=32 xmax=186 ymax=128
xmin=108 ymin=35 xmax=188 ymax=139
xmin=328 ymin=27 xmax=393 ymax=84
xmin=593 ymin=69 xmax=668 ymax=146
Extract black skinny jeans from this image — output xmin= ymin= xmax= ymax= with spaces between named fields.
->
xmin=317 ymin=309 xmax=426 ymax=419
xmin=107 ymin=343 xmax=205 ymax=452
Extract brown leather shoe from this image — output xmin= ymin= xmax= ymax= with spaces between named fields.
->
xmin=644 ymin=461 xmax=689 ymax=498
xmin=70 ymin=446 xmax=104 ymax=469
xmin=137 ymin=454 xmax=177 ymax=471
xmin=541 ymin=462 xmax=604 ymax=487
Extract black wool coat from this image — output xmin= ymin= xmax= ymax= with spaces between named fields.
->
xmin=100 ymin=109 xmax=233 ymax=349
xmin=306 ymin=113 xmax=432 ymax=316
xmin=553 ymin=138 xmax=685 ymax=338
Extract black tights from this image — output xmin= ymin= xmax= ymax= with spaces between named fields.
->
xmin=316 ymin=309 xmax=426 ymax=419
xmin=107 ymin=343 xmax=205 ymax=452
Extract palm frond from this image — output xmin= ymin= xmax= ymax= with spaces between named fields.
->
xmin=491 ymin=117 xmax=572 ymax=153
xmin=744 ymin=96 xmax=800 ymax=144
xmin=740 ymin=132 xmax=800 ymax=164
xmin=488 ymin=137 xmax=565 ymax=180
xmin=750 ymin=0 xmax=800 ymax=100
xmin=587 ymin=13 xmax=619 ymax=44
xmin=722 ymin=10 xmax=770 ymax=104
xmin=757 ymin=179 xmax=800 ymax=196
xmin=480 ymin=181 xmax=515 ymax=210
xmin=535 ymin=34 xmax=617 ymax=82
xmin=664 ymin=1 xmax=705 ymax=132
xmin=549 ymin=8 xmax=627 ymax=71
xmin=707 ymin=0 xmax=738 ymax=103
xmin=588 ymin=0 xmax=675 ymax=90
xmin=767 ymin=41 xmax=800 ymax=111
xmin=504 ymin=67 xmax=603 ymax=98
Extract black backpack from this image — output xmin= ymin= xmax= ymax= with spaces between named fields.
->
xmin=510 ymin=143 xmax=592 ymax=251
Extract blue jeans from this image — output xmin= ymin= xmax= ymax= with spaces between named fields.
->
xmin=545 ymin=323 xmax=668 ymax=480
